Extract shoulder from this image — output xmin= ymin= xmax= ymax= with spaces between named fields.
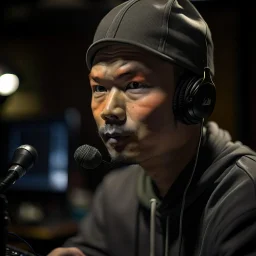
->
xmin=217 ymin=154 xmax=256 ymax=202
xmin=236 ymin=155 xmax=256 ymax=184
xmin=230 ymin=154 xmax=256 ymax=196
xmin=201 ymin=154 xmax=256 ymax=255
xmin=231 ymin=155 xmax=256 ymax=198
xmin=207 ymin=154 xmax=256 ymax=227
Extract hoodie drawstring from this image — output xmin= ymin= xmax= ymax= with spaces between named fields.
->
xmin=150 ymin=198 xmax=170 ymax=256
xmin=165 ymin=216 xmax=170 ymax=256
xmin=150 ymin=198 xmax=157 ymax=256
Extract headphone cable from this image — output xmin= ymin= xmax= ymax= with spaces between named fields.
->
xmin=178 ymin=119 xmax=204 ymax=256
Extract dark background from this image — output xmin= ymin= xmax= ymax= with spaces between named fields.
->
xmin=0 ymin=0 xmax=255 ymax=255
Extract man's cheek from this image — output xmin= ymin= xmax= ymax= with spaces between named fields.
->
xmin=127 ymin=103 xmax=159 ymax=122
xmin=128 ymin=103 xmax=171 ymax=129
xmin=128 ymin=93 xmax=168 ymax=117
xmin=91 ymin=105 xmax=104 ymax=122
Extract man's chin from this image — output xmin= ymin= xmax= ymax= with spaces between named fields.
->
xmin=108 ymin=149 xmax=139 ymax=165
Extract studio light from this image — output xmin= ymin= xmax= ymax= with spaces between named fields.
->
xmin=0 ymin=63 xmax=20 ymax=105
xmin=0 ymin=73 xmax=19 ymax=96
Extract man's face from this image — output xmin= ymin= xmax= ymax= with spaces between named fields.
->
xmin=89 ymin=44 xmax=192 ymax=164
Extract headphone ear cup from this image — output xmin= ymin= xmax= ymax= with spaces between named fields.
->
xmin=173 ymin=76 xmax=200 ymax=124
xmin=173 ymin=73 xmax=216 ymax=125
xmin=188 ymin=79 xmax=216 ymax=123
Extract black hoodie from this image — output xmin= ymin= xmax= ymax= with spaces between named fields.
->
xmin=63 ymin=122 xmax=256 ymax=256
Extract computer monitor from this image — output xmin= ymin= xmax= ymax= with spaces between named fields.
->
xmin=9 ymin=118 xmax=69 ymax=192
xmin=0 ymin=110 xmax=80 ymax=194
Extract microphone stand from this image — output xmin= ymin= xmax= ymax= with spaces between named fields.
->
xmin=0 ymin=171 xmax=18 ymax=255
xmin=0 ymin=193 xmax=9 ymax=256
xmin=0 ymin=169 xmax=23 ymax=255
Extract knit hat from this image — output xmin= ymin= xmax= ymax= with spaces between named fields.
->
xmin=86 ymin=0 xmax=214 ymax=76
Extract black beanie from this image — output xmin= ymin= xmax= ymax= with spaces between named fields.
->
xmin=86 ymin=0 xmax=214 ymax=77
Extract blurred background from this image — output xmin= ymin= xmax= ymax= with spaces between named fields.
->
xmin=0 ymin=0 xmax=255 ymax=255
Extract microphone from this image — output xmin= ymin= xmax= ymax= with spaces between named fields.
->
xmin=0 ymin=144 xmax=38 ymax=193
xmin=74 ymin=144 xmax=103 ymax=169
xmin=74 ymin=144 xmax=114 ymax=170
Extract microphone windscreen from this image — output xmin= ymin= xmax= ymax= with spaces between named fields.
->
xmin=74 ymin=144 xmax=102 ymax=169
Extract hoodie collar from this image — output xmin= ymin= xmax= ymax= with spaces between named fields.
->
xmin=137 ymin=121 xmax=255 ymax=217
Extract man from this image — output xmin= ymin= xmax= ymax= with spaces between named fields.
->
xmin=48 ymin=0 xmax=256 ymax=255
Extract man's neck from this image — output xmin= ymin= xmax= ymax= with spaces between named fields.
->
xmin=140 ymin=133 xmax=200 ymax=197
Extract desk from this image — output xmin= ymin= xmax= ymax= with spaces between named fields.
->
xmin=7 ymin=220 xmax=78 ymax=255
xmin=8 ymin=219 xmax=78 ymax=240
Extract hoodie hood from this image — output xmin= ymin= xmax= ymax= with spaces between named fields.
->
xmin=137 ymin=121 xmax=255 ymax=217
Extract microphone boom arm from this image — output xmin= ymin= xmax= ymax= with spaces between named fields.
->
xmin=0 ymin=170 xmax=20 ymax=194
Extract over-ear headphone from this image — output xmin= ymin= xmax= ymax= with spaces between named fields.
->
xmin=173 ymin=67 xmax=216 ymax=124
xmin=173 ymin=22 xmax=216 ymax=125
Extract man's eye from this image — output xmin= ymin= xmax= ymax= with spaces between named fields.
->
xmin=93 ymin=85 xmax=107 ymax=92
xmin=126 ymin=82 xmax=149 ymax=90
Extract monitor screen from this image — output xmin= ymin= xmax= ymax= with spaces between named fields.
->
xmin=8 ymin=119 xmax=69 ymax=192
xmin=0 ymin=112 xmax=80 ymax=193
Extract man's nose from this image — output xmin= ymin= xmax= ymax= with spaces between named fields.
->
xmin=100 ymin=88 xmax=126 ymax=123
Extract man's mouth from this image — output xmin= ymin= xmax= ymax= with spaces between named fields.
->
xmin=98 ymin=124 xmax=136 ymax=151
xmin=104 ymin=132 xmax=131 ymax=145
xmin=99 ymin=125 xmax=134 ymax=143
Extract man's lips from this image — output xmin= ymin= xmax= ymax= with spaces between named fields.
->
xmin=104 ymin=132 xmax=131 ymax=144
xmin=98 ymin=124 xmax=136 ymax=148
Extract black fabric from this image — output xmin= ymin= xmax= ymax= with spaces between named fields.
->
xmin=63 ymin=122 xmax=256 ymax=256
xmin=86 ymin=0 xmax=214 ymax=77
